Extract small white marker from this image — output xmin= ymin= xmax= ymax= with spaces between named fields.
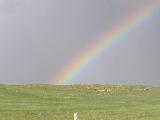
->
xmin=74 ymin=112 xmax=78 ymax=120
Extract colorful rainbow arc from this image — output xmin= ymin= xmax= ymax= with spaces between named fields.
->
xmin=51 ymin=2 xmax=159 ymax=85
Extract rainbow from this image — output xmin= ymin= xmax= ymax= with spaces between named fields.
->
xmin=51 ymin=2 xmax=159 ymax=85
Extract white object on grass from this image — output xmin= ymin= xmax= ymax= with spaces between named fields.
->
xmin=74 ymin=112 xmax=78 ymax=120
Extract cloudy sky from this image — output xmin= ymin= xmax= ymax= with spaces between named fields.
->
xmin=0 ymin=0 xmax=159 ymax=85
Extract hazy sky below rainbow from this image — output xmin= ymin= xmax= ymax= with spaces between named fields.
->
xmin=0 ymin=0 xmax=159 ymax=86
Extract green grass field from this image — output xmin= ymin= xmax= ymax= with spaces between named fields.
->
xmin=0 ymin=84 xmax=160 ymax=120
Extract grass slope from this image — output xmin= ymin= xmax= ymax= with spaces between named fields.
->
xmin=0 ymin=84 xmax=160 ymax=120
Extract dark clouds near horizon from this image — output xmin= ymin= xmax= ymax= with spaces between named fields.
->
xmin=0 ymin=0 xmax=160 ymax=85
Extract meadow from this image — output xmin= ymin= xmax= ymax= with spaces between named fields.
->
xmin=0 ymin=84 xmax=160 ymax=120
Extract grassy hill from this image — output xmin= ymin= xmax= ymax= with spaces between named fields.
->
xmin=0 ymin=84 xmax=160 ymax=120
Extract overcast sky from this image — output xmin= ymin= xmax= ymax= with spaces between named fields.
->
xmin=0 ymin=0 xmax=159 ymax=85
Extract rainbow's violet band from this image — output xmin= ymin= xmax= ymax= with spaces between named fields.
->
xmin=51 ymin=2 xmax=159 ymax=85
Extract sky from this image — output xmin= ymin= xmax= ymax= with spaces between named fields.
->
xmin=0 ymin=0 xmax=159 ymax=85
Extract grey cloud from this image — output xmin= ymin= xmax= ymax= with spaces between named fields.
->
xmin=0 ymin=0 xmax=22 ymax=13
xmin=0 ymin=0 xmax=159 ymax=85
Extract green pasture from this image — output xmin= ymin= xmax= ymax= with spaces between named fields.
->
xmin=0 ymin=84 xmax=160 ymax=120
